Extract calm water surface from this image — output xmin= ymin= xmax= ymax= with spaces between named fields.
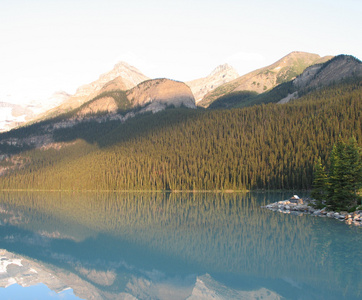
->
xmin=0 ymin=191 xmax=361 ymax=300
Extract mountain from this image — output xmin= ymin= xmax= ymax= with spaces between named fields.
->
xmin=0 ymin=102 xmax=35 ymax=133
xmin=186 ymin=64 xmax=239 ymax=103
xmin=77 ymin=61 xmax=148 ymax=97
xmin=0 ymin=78 xmax=360 ymax=191
xmin=0 ymin=52 xmax=360 ymax=191
xmin=44 ymin=63 xmax=236 ymax=120
xmin=209 ymin=54 xmax=361 ymax=109
xmin=127 ymin=78 xmax=196 ymax=111
xmin=0 ymin=92 xmax=71 ymax=133
xmin=75 ymin=78 xmax=196 ymax=117
xmin=31 ymin=91 xmax=71 ymax=113
xmin=0 ymin=62 xmax=147 ymax=132
xmin=293 ymin=54 xmax=362 ymax=90
xmin=0 ymin=52 xmax=332 ymax=129
xmin=277 ymin=55 xmax=362 ymax=104
xmin=0 ymin=78 xmax=196 ymax=152
xmin=198 ymin=51 xmax=333 ymax=107
xmin=41 ymin=62 xmax=149 ymax=118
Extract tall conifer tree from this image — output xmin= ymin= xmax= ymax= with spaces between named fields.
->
xmin=311 ymin=157 xmax=328 ymax=204
xmin=327 ymin=137 xmax=362 ymax=210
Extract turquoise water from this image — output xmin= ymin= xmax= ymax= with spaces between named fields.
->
xmin=0 ymin=191 xmax=361 ymax=299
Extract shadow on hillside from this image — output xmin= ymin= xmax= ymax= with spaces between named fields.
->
xmin=0 ymin=107 xmax=203 ymax=156
xmin=51 ymin=107 xmax=203 ymax=149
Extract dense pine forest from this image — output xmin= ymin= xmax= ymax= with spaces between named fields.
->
xmin=0 ymin=80 xmax=360 ymax=191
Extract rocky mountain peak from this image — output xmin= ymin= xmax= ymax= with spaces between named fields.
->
xmin=42 ymin=62 xmax=150 ymax=117
xmin=209 ymin=63 xmax=238 ymax=77
xmin=198 ymin=51 xmax=334 ymax=108
xmin=293 ymin=55 xmax=362 ymax=89
xmin=187 ymin=64 xmax=239 ymax=103
xmin=98 ymin=76 xmax=131 ymax=93
xmin=75 ymin=62 xmax=149 ymax=98
xmin=97 ymin=61 xmax=149 ymax=88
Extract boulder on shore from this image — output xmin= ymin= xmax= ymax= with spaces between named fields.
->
xmin=261 ymin=196 xmax=362 ymax=227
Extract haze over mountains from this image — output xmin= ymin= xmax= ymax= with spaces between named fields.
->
xmin=38 ymin=62 xmax=150 ymax=119
xmin=0 ymin=51 xmax=340 ymax=132
xmin=0 ymin=91 xmax=71 ymax=133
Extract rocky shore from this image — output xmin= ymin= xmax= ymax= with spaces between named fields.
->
xmin=262 ymin=196 xmax=362 ymax=226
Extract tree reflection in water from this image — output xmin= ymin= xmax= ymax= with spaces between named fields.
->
xmin=0 ymin=191 xmax=361 ymax=299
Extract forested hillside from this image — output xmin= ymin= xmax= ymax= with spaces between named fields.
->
xmin=0 ymin=81 xmax=360 ymax=191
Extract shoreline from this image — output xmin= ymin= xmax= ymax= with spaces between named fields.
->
xmin=0 ymin=189 xmax=248 ymax=193
xmin=262 ymin=197 xmax=362 ymax=227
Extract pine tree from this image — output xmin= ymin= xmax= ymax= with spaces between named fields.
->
xmin=326 ymin=137 xmax=362 ymax=211
xmin=344 ymin=136 xmax=362 ymax=206
xmin=311 ymin=157 xmax=328 ymax=205
xmin=327 ymin=139 xmax=347 ymax=210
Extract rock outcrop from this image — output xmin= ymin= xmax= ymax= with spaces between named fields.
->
xmin=277 ymin=55 xmax=362 ymax=105
xmin=262 ymin=196 xmax=362 ymax=226
xmin=126 ymin=78 xmax=196 ymax=112
xmin=75 ymin=77 xmax=132 ymax=117
xmin=293 ymin=55 xmax=362 ymax=90
xmin=77 ymin=97 xmax=119 ymax=117
xmin=186 ymin=64 xmax=239 ymax=103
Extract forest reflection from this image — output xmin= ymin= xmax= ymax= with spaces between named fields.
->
xmin=0 ymin=191 xmax=361 ymax=299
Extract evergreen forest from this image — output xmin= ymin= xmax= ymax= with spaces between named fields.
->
xmin=312 ymin=137 xmax=362 ymax=211
xmin=0 ymin=80 xmax=361 ymax=191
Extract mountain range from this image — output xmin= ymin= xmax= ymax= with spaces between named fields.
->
xmin=0 ymin=51 xmax=337 ymax=132
xmin=0 ymin=51 xmax=360 ymax=191
xmin=198 ymin=51 xmax=333 ymax=107
xmin=208 ymin=54 xmax=362 ymax=109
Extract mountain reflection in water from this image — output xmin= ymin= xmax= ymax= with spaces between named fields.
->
xmin=0 ymin=191 xmax=361 ymax=300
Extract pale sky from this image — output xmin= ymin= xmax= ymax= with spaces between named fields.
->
xmin=0 ymin=0 xmax=361 ymax=105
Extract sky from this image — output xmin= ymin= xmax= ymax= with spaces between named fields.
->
xmin=0 ymin=0 xmax=361 ymax=105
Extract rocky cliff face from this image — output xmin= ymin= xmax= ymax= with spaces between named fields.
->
xmin=293 ymin=55 xmax=362 ymax=89
xmin=97 ymin=76 xmax=130 ymax=94
xmin=276 ymin=55 xmax=362 ymax=104
xmin=126 ymin=78 xmax=196 ymax=112
xmin=77 ymin=97 xmax=119 ymax=117
xmin=186 ymin=64 xmax=239 ymax=103
xmin=199 ymin=52 xmax=333 ymax=107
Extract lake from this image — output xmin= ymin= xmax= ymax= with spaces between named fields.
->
xmin=0 ymin=191 xmax=361 ymax=299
